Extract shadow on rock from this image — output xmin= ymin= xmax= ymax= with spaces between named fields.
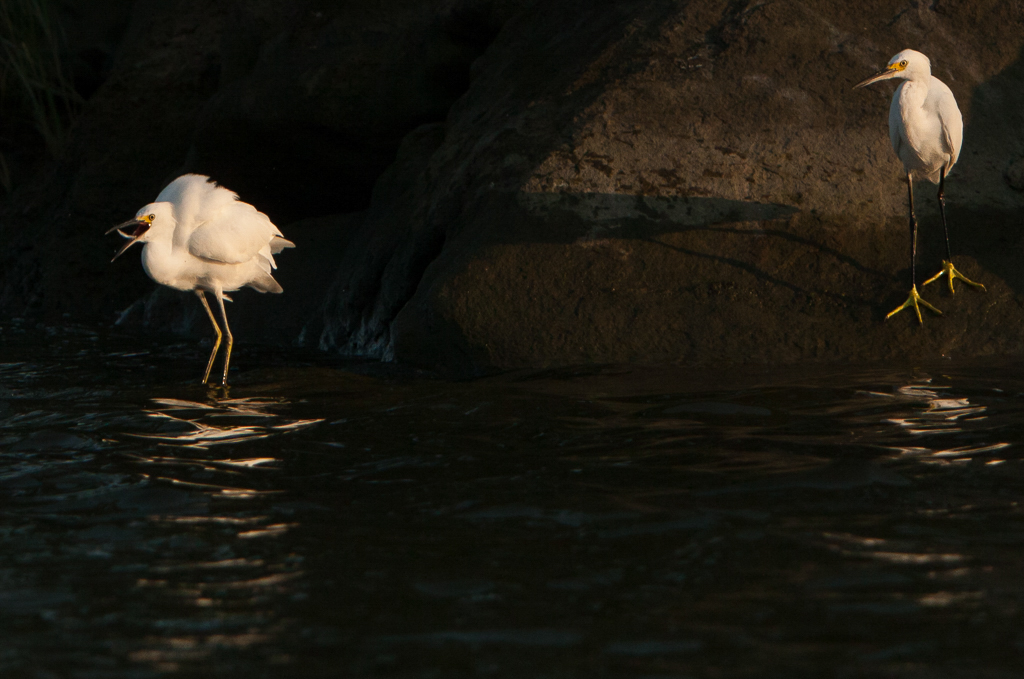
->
xmin=953 ymin=43 xmax=1024 ymax=298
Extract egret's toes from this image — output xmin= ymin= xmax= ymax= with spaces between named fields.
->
xmin=885 ymin=285 xmax=942 ymax=324
xmin=205 ymin=383 xmax=230 ymax=398
xmin=923 ymin=260 xmax=986 ymax=294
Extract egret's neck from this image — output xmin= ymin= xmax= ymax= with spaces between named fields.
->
xmin=896 ymin=78 xmax=928 ymax=108
xmin=902 ymin=67 xmax=931 ymax=83
xmin=140 ymin=238 xmax=181 ymax=288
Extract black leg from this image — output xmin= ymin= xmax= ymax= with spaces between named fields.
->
xmin=923 ymin=166 xmax=986 ymax=293
xmin=908 ymin=173 xmax=918 ymax=288
xmin=938 ymin=167 xmax=952 ymax=261
xmin=887 ymin=173 xmax=942 ymax=322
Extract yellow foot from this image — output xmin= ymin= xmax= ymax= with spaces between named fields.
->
xmin=205 ymin=383 xmax=231 ymax=400
xmin=885 ymin=285 xmax=942 ymax=324
xmin=923 ymin=259 xmax=987 ymax=294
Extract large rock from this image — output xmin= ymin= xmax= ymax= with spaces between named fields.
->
xmin=185 ymin=0 xmax=519 ymax=221
xmin=317 ymin=0 xmax=1024 ymax=374
xmin=3 ymin=0 xmax=1024 ymax=376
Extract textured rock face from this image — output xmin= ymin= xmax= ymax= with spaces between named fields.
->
xmin=320 ymin=0 xmax=1024 ymax=374
xmin=2 ymin=0 xmax=1024 ymax=374
xmin=188 ymin=0 xmax=516 ymax=221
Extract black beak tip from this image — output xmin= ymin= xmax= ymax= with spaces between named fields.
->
xmin=110 ymin=237 xmax=142 ymax=262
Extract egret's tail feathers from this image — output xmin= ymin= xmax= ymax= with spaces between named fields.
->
xmin=249 ymin=270 xmax=284 ymax=294
xmin=270 ymin=236 xmax=295 ymax=254
xmin=256 ymin=253 xmax=274 ymax=273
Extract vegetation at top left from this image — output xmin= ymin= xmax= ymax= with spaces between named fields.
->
xmin=0 ymin=0 xmax=80 ymax=191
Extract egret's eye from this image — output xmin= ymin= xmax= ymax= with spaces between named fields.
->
xmin=148 ymin=214 xmax=155 ymax=221
xmin=899 ymin=60 xmax=908 ymax=67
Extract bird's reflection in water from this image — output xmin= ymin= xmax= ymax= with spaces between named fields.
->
xmin=871 ymin=376 xmax=1010 ymax=465
xmin=771 ymin=373 xmax=1013 ymax=620
xmin=126 ymin=396 xmax=322 ymax=450
xmin=11 ymin=327 xmax=1024 ymax=677
xmin=119 ymin=397 xmax=321 ymax=497
xmin=107 ymin=396 xmax=323 ymax=672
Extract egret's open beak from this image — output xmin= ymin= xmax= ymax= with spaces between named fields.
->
xmin=107 ymin=216 xmax=152 ymax=262
xmin=854 ymin=65 xmax=900 ymax=89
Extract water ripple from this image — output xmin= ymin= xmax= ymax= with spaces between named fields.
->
xmin=4 ymin=326 xmax=1024 ymax=676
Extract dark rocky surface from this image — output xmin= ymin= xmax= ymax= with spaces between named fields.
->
xmin=2 ymin=0 xmax=1024 ymax=374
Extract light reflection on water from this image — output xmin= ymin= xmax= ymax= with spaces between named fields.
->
xmin=3 ymin=322 xmax=1024 ymax=676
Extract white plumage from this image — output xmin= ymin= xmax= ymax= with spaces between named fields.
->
xmin=109 ymin=174 xmax=295 ymax=385
xmin=855 ymin=48 xmax=983 ymax=324
xmin=883 ymin=51 xmax=962 ymax=184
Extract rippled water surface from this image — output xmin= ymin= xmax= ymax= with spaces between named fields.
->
xmin=4 ymin=322 xmax=1024 ymax=678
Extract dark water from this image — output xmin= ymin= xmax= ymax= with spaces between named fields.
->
xmin=3 ymin=322 xmax=1024 ymax=678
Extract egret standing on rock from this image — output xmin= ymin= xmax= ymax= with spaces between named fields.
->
xmin=855 ymin=48 xmax=985 ymax=323
xmin=108 ymin=174 xmax=294 ymax=386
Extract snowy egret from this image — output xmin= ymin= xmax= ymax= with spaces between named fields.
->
xmin=855 ymin=48 xmax=985 ymax=324
xmin=108 ymin=174 xmax=294 ymax=385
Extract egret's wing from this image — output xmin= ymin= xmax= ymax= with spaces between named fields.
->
xmin=158 ymin=174 xmax=242 ymax=248
xmin=933 ymin=79 xmax=963 ymax=171
xmin=188 ymin=201 xmax=283 ymax=265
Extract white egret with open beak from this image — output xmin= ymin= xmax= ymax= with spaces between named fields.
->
xmin=108 ymin=174 xmax=294 ymax=385
xmin=855 ymin=48 xmax=985 ymax=323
